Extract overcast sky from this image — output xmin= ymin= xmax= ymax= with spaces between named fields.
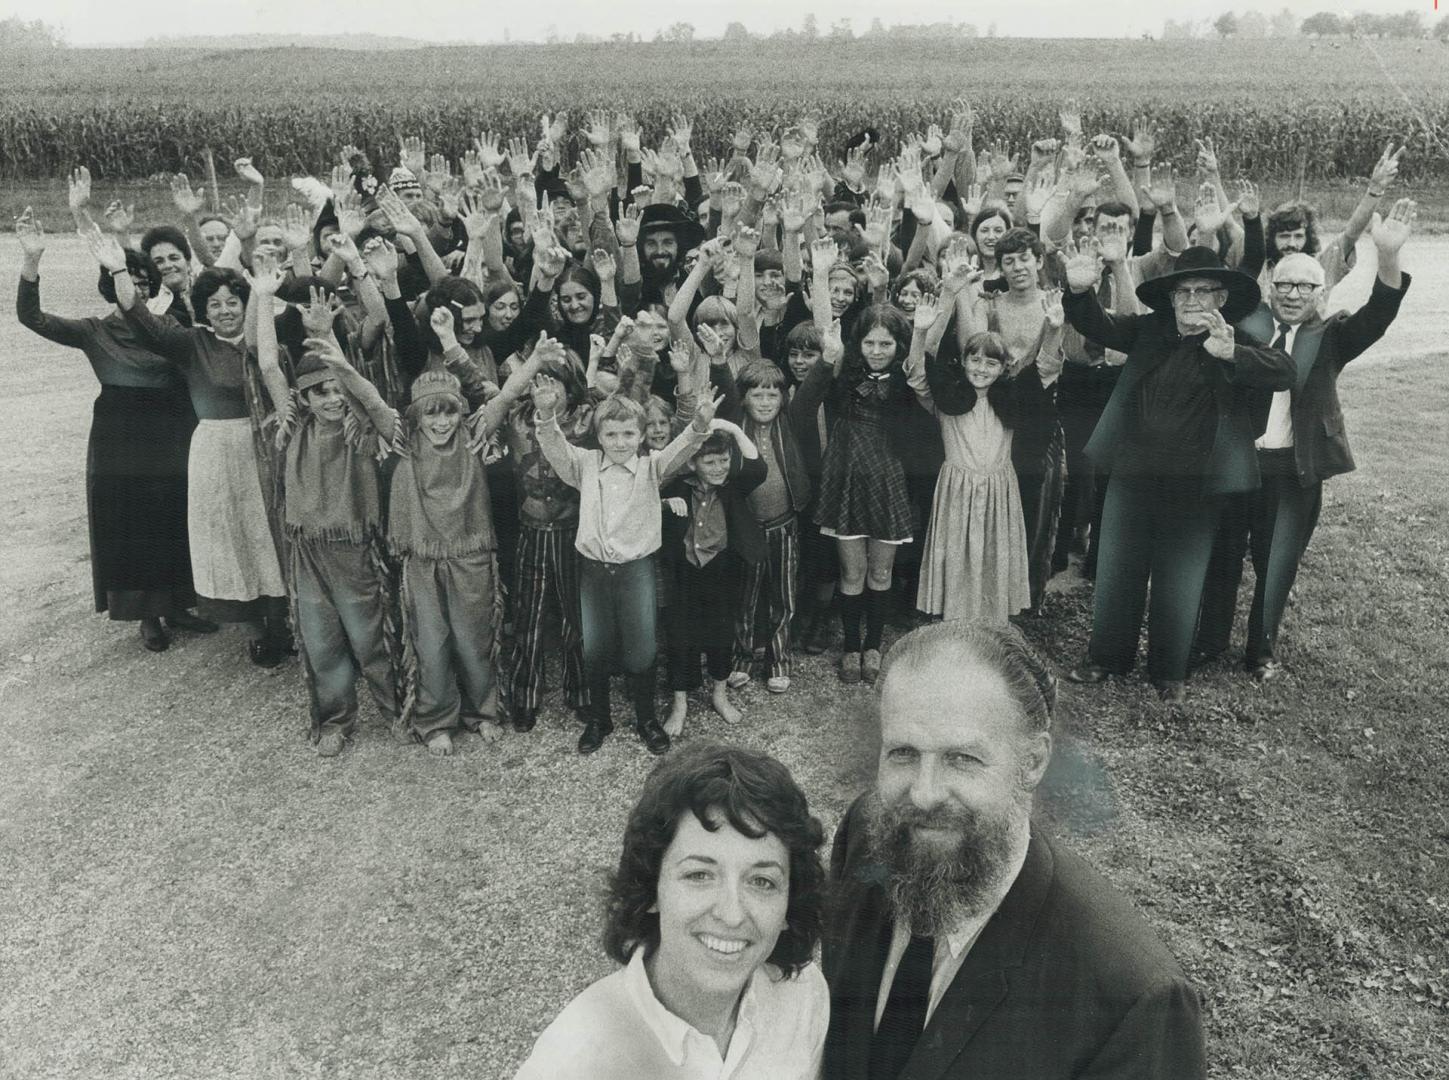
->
xmin=6 ymin=0 xmax=1433 ymax=45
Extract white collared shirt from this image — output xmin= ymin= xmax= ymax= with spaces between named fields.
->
xmin=1256 ymin=321 xmax=1299 ymax=450
xmin=874 ymin=833 xmax=1031 ymax=1030
xmin=513 ymin=948 xmax=828 ymax=1080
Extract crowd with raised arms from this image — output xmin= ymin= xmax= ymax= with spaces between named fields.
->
xmin=14 ymin=100 xmax=1415 ymax=759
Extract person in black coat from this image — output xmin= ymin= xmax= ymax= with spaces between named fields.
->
xmin=1195 ymin=198 xmax=1415 ymax=680
xmin=659 ymin=422 xmax=765 ymax=735
xmin=823 ymin=621 xmax=1206 ymax=1080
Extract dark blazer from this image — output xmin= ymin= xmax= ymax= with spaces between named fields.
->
xmin=660 ymin=452 xmax=768 ymax=566
xmin=1063 ymin=289 xmax=1295 ymax=495
xmin=823 ymin=796 xmax=1206 ymax=1080
xmin=1236 ymin=273 xmax=1410 ymax=488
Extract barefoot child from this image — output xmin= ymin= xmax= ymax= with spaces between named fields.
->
xmin=532 ymin=379 xmax=719 ymax=756
xmin=387 ymin=336 xmax=553 ymax=756
xmin=660 ymin=422 xmax=764 ymax=734
xmin=253 ymin=272 xmax=401 ymax=756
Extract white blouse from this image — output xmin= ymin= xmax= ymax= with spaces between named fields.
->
xmin=512 ymin=948 xmax=829 ymax=1080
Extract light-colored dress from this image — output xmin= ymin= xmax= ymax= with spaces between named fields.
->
xmin=917 ymin=399 xmax=1030 ymax=623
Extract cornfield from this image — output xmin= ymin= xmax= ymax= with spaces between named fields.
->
xmin=4 ymin=37 xmax=1448 ymax=183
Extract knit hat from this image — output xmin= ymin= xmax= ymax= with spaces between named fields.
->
xmin=388 ymin=166 xmax=422 ymax=196
xmin=409 ymin=368 xmax=464 ymax=408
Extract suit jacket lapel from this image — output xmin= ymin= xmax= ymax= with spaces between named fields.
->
xmin=1289 ymin=316 xmax=1326 ymax=392
xmin=902 ymin=832 xmax=1057 ymax=1080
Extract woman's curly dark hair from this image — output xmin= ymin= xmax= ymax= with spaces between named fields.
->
xmin=603 ymin=742 xmax=826 ymax=979
xmin=190 ymin=267 xmax=249 ymax=327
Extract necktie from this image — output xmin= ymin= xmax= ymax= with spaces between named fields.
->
xmin=870 ymin=933 xmax=934 ymax=1080
xmin=1272 ymin=321 xmax=1291 ymax=351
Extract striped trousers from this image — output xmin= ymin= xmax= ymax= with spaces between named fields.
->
xmin=732 ymin=516 xmax=799 ymax=679
xmin=508 ymin=524 xmax=589 ymax=713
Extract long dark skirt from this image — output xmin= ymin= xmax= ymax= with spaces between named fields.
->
xmin=86 ymin=384 xmax=197 ymax=620
xmin=1015 ymin=422 xmax=1066 ymax=612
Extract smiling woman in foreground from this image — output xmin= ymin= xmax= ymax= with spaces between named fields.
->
xmin=512 ymin=743 xmax=829 ymax=1079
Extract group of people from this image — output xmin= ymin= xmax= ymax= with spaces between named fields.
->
xmin=16 ymin=102 xmax=1413 ymax=765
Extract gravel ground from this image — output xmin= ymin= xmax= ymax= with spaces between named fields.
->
xmin=2 ymin=235 xmax=1444 ymax=1079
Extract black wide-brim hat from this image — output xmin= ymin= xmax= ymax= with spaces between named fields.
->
xmin=1135 ymin=245 xmax=1262 ymax=324
xmin=637 ymin=203 xmax=706 ymax=252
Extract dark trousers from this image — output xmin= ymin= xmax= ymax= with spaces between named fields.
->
xmin=733 ymin=517 xmax=799 ymax=679
xmin=508 ymin=525 xmax=588 ymax=712
xmin=668 ymin=551 xmax=743 ymax=691
xmin=1090 ymin=473 xmax=1223 ymax=683
xmin=1017 ymin=426 xmax=1065 ymax=610
xmin=1196 ymin=449 xmax=1322 ymax=665
xmin=579 ymin=555 xmax=657 ymax=679
xmin=292 ymin=537 xmax=398 ymax=737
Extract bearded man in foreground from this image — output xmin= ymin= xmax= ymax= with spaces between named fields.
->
xmin=823 ymin=621 xmax=1206 ymax=1079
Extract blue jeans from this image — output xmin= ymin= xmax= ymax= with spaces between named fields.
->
xmin=579 ymin=555 xmax=657 ymax=679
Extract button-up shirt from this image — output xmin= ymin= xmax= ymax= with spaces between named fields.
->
xmin=684 ymin=479 xmax=728 ymax=568
xmin=1256 ymin=321 xmax=1299 ymax=450
xmin=536 ymin=413 xmax=707 ymax=563
xmin=873 ymin=831 xmax=1031 ymax=1030
xmin=512 ymin=947 xmax=829 ymax=1080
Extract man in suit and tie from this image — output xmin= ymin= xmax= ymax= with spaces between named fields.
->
xmin=823 ymin=621 xmax=1206 ymax=1080
xmin=1194 ymin=197 xmax=1415 ymax=680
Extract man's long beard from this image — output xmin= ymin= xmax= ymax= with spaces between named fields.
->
xmin=644 ymin=253 xmax=679 ymax=284
xmin=862 ymin=789 xmax=1020 ymax=937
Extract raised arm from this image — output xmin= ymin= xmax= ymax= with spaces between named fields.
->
xmin=529 ymin=376 xmax=587 ymax=489
xmin=667 ymin=237 xmax=719 ymax=341
xmin=1060 ymin=240 xmax=1142 ymax=355
xmin=1337 ymin=142 xmax=1404 ymax=257
xmin=730 ymin=224 xmax=762 ymax=353
xmin=473 ymin=333 xmax=554 ymax=437
xmin=84 ymin=225 xmax=194 ymax=361
xmin=246 ymin=266 xmax=299 ymax=426
xmin=377 ymin=186 xmax=448 ymax=287
xmin=1330 ymin=197 xmax=1413 ymax=366
xmin=15 ymin=210 xmax=92 ymax=349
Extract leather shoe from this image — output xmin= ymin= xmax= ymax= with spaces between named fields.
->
xmin=139 ymin=619 xmax=170 ymax=653
xmin=1251 ymin=660 xmax=1282 ymax=683
xmin=577 ymin=718 xmax=613 ymax=755
xmin=248 ymin=637 xmax=286 ymax=668
xmin=1066 ymin=663 xmax=1112 ymax=684
xmin=1188 ymin=648 xmax=1223 ymax=672
xmin=636 ymin=718 xmax=671 ymax=755
xmin=511 ymin=708 xmax=537 ymax=733
xmin=164 ymin=611 xmax=218 ymax=634
xmin=1155 ymin=680 xmax=1187 ymax=704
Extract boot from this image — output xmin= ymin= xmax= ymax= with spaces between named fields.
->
xmin=578 ymin=675 xmax=613 ymax=755
xmin=630 ymin=664 xmax=670 ymax=755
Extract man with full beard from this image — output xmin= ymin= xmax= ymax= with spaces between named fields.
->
xmin=634 ymin=203 xmax=706 ymax=311
xmin=823 ymin=622 xmax=1205 ymax=1079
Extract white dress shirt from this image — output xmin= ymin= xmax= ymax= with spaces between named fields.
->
xmin=513 ymin=947 xmax=828 ymax=1080
xmin=1256 ymin=321 xmax=1299 ymax=450
xmin=873 ymin=832 xmax=1031 ymax=1030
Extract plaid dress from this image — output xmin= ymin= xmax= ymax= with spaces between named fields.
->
xmin=815 ymin=374 xmax=914 ymax=542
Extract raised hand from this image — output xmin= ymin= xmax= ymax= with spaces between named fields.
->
xmin=748 ymin=145 xmax=783 ymax=201
xmin=668 ymin=113 xmax=693 ymax=158
xmin=1090 ymin=133 xmax=1121 ymax=162
xmin=244 ymin=263 xmax=286 ymax=299
xmin=1024 ymin=172 xmax=1057 ymax=219
xmin=170 ymin=173 xmax=205 ymax=216
xmin=430 ymin=305 xmax=458 ymax=348
xmin=334 ymin=188 xmax=367 ymax=238
xmin=780 ymin=126 xmax=807 ymax=162
xmin=375 ymin=186 xmax=423 ymax=237
xmin=1371 ymin=197 xmax=1416 ymax=255
xmin=810 ymin=235 xmax=839 ymax=271
xmin=535 ymin=245 xmax=568 ymax=279
xmin=863 ymin=199 xmax=893 ymax=252
xmin=102 ymin=200 xmax=135 ymax=236
xmin=693 ymin=389 xmax=727 ymax=429
xmin=841 ymin=144 xmax=870 ymax=189
xmin=16 ymin=207 xmax=46 ymax=258
xmin=944 ymin=99 xmax=974 ymax=154
xmin=730 ymin=127 xmax=753 ymax=153
xmin=530 ymin=373 xmax=561 ymax=417
xmin=1041 ymin=287 xmax=1065 ymax=329
xmin=1199 ymin=309 xmax=1236 ymax=359
xmin=730 ymin=222 xmax=761 ymax=260
xmin=592 ymin=248 xmax=617 ymax=283
xmin=1369 ymin=140 xmax=1406 ymax=192
xmin=1194 ymin=137 xmax=1219 ymax=176
xmin=225 ymin=195 xmax=260 ymax=241
xmin=696 ymin=322 xmax=725 ymax=358
xmin=940 ymin=233 xmax=975 ymax=279
xmin=79 ymin=220 xmax=128 ymax=272
xmin=234 ymin=156 xmax=265 ymax=187
xmin=1058 ymin=98 xmax=1083 ymax=139
xmin=1060 ymin=237 xmax=1103 ymax=292
xmin=326 ymin=231 xmax=363 ymax=267
xmin=959 ymin=182 xmax=984 ymax=220
xmin=1030 ymin=139 xmax=1060 ymax=169
xmin=1146 ymin=163 xmax=1177 ymax=212
xmin=1193 ymin=181 xmax=1228 ymax=237
xmin=668 ymin=339 xmax=693 ymax=373
xmin=1235 ymin=178 xmax=1261 ymax=219
xmin=585 ymin=109 xmax=613 ymax=148
xmin=361 ymin=236 xmax=399 ymax=282
xmin=1123 ymin=117 xmax=1155 ymax=164
xmin=862 ymin=252 xmax=890 ymax=292
xmin=281 ymin=202 xmax=311 ymax=251
xmin=780 ymin=190 xmax=810 ymax=234
xmin=911 ymin=292 xmax=941 ymax=332
xmin=67 ymin=166 xmax=92 ymax=214
xmin=473 ymin=130 xmax=505 ymax=169
xmin=616 ymin=112 xmax=641 ymax=154
xmin=615 ymin=202 xmax=641 ymax=246
xmin=505 ymin=136 xmax=533 ymax=178
xmin=922 ymin=123 xmax=945 ymax=158
xmin=301 ymin=285 xmax=341 ymax=334
xmin=1096 ymin=219 xmax=1129 ymax=264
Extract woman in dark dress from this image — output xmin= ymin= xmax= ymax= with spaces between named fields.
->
xmin=15 ymin=209 xmax=214 ymax=653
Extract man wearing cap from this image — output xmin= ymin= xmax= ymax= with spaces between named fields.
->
xmin=1058 ymin=244 xmax=1294 ymax=701
xmin=634 ymin=203 xmax=706 ymax=310
xmin=1194 ymin=199 xmax=1415 ymax=681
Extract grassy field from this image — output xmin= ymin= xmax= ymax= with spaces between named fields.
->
xmin=0 ymin=234 xmax=1445 ymax=1078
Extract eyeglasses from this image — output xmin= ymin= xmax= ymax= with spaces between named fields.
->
xmin=1170 ymin=287 xmax=1226 ymax=303
xmin=1271 ymin=281 xmax=1321 ymax=297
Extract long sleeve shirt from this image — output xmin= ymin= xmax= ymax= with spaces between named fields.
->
xmin=535 ymin=414 xmax=707 ymax=563
xmin=17 ymin=276 xmax=179 ymax=389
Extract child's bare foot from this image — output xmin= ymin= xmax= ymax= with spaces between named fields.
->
xmin=426 ymin=732 xmax=454 ymax=757
xmin=710 ymin=681 xmax=742 ymax=724
xmin=317 ymin=730 xmax=346 ymax=758
xmin=663 ymin=692 xmax=687 ymax=737
xmin=475 ymin=720 xmax=504 ymax=744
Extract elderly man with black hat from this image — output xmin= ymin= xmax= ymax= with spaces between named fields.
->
xmin=1194 ymin=198 xmax=1415 ymax=682
xmin=634 ymin=202 xmax=706 ymax=311
xmin=1058 ymin=243 xmax=1295 ymax=701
